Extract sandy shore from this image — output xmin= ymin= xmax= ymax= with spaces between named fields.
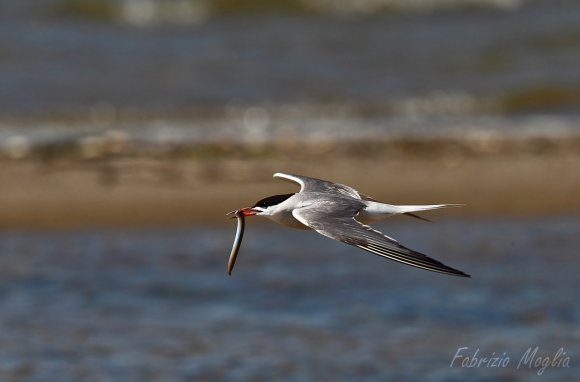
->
xmin=1 ymin=142 xmax=578 ymax=229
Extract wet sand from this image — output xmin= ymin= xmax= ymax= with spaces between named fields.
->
xmin=0 ymin=148 xmax=578 ymax=229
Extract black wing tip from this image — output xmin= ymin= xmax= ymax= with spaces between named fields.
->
xmin=414 ymin=262 xmax=471 ymax=278
xmin=417 ymin=259 xmax=471 ymax=278
xmin=445 ymin=268 xmax=471 ymax=278
xmin=401 ymin=245 xmax=470 ymax=277
xmin=434 ymin=258 xmax=470 ymax=278
xmin=360 ymin=243 xmax=471 ymax=278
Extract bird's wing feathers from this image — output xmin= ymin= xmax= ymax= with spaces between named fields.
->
xmin=292 ymin=203 xmax=469 ymax=277
xmin=274 ymin=173 xmax=362 ymax=200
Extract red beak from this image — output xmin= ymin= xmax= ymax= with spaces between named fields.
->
xmin=227 ymin=207 xmax=257 ymax=218
xmin=239 ymin=207 xmax=257 ymax=217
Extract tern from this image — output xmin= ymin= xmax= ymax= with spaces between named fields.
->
xmin=229 ymin=172 xmax=469 ymax=277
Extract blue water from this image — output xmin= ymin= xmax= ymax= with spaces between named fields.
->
xmin=2 ymin=0 xmax=580 ymax=155
xmin=0 ymin=218 xmax=578 ymax=381
xmin=2 ymin=0 xmax=580 ymax=115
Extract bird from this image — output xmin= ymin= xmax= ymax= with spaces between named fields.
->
xmin=233 ymin=172 xmax=469 ymax=277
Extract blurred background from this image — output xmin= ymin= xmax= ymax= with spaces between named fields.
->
xmin=0 ymin=0 xmax=579 ymax=381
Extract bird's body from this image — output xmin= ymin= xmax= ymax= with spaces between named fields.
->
xmin=230 ymin=172 xmax=469 ymax=277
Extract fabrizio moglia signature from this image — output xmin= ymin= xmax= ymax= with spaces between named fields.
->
xmin=450 ymin=346 xmax=570 ymax=375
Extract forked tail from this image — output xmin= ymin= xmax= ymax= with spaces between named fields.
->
xmin=395 ymin=204 xmax=463 ymax=222
xmin=390 ymin=204 xmax=463 ymax=214
xmin=360 ymin=202 xmax=463 ymax=224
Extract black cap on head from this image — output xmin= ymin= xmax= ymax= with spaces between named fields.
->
xmin=252 ymin=193 xmax=294 ymax=209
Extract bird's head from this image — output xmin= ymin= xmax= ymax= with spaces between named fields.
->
xmin=233 ymin=193 xmax=294 ymax=217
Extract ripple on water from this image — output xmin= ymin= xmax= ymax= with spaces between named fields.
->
xmin=0 ymin=218 xmax=579 ymax=381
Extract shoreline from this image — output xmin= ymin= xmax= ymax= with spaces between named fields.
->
xmin=0 ymin=141 xmax=578 ymax=228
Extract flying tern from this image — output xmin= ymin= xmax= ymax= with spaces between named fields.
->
xmin=227 ymin=172 xmax=469 ymax=277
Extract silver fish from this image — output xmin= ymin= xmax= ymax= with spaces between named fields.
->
xmin=226 ymin=209 xmax=245 ymax=275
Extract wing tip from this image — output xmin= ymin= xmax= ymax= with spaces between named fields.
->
xmin=273 ymin=172 xmax=293 ymax=180
xmin=273 ymin=172 xmax=304 ymax=188
xmin=407 ymin=261 xmax=470 ymax=278
xmin=407 ymin=261 xmax=471 ymax=278
xmin=446 ymin=268 xmax=471 ymax=278
xmin=413 ymin=258 xmax=471 ymax=278
xmin=361 ymin=242 xmax=471 ymax=278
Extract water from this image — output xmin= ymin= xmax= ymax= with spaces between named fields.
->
xmin=0 ymin=218 xmax=578 ymax=381
xmin=2 ymin=1 xmax=580 ymax=153
xmin=3 ymin=1 xmax=580 ymax=114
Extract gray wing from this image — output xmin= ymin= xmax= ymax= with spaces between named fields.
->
xmin=274 ymin=172 xmax=425 ymax=220
xmin=274 ymin=172 xmax=363 ymax=199
xmin=292 ymin=204 xmax=470 ymax=277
